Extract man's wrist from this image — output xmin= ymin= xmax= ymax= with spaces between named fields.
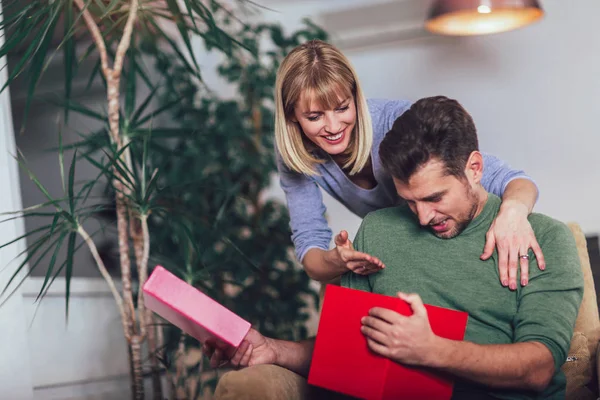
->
xmin=267 ymin=337 xmax=283 ymax=366
xmin=424 ymin=335 xmax=454 ymax=369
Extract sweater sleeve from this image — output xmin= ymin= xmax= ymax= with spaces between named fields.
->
xmin=513 ymin=219 xmax=584 ymax=370
xmin=480 ymin=152 xmax=539 ymax=199
xmin=276 ymin=148 xmax=332 ymax=263
xmin=367 ymin=98 xmax=412 ymax=138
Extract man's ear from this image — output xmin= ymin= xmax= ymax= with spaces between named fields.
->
xmin=464 ymin=151 xmax=484 ymax=184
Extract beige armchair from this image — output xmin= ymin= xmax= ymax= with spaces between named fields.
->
xmin=562 ymin=223 xmax=600 ymax=399
xmin=214 ymin=223 xmax=600 ymax=400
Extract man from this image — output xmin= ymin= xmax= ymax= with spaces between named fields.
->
xmin=209 ymin=96 xmax=584 ymax=399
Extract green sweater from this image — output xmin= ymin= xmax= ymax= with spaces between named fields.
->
xmin=341 ymin=194 xmax=583 ymax=399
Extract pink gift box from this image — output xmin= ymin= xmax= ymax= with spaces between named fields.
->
xmin=143 ymin=265 xmax=251 ymax=349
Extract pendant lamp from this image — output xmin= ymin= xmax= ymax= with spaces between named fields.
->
xmin=425 ymin=0 xmax=544 ymax=36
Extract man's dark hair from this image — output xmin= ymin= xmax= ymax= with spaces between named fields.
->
xmin=379 ymin=96 xmax=479 ymax=183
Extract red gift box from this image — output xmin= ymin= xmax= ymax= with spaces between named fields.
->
xmin=143 ymin=266 xmax=251 ymax=350
xmin=308 ymin=285 xmax=468 ymax=400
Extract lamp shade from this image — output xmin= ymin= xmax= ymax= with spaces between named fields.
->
xmin=425 ymin=0 xmax=544 ymax=36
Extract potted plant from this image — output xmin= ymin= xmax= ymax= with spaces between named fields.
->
xmin=0 ymin=1 xmax=325 ymax=398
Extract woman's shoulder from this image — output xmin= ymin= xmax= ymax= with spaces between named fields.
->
xmin=367 ymin=98 xmax=412 ymax=117
xmin=367 ymin=98 xmax=412 ymax=139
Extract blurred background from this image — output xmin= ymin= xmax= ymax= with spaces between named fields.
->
xmin=1 ymin=0 xmax=599 ymax=399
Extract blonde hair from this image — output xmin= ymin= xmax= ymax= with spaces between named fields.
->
xmin=274 ymin=40 xmax=373 ymax=176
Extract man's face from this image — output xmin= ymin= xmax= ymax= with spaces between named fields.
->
xmin=392 ymin=158 xmax=480 ymax=239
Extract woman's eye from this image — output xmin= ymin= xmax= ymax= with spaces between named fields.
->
xmin=307 ymin=115 xmax=320 ymax=122
xmin=336 ymin=106 xmax=349 ymax=112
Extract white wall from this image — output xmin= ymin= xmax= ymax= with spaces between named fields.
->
xmin=260 ymin=0 xmax=600 ymax=240
xmin=0 ymin=31 xmax=35 ymax=399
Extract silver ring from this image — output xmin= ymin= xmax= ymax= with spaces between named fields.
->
xmin=519 ymin=255 xmax=529 ymax=260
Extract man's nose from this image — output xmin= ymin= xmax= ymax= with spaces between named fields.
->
xmin=416 ymin=203 xmax=435 ymax=226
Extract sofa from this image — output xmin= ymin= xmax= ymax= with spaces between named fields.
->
xmin=214 ymin=222 xmax=600 ymax=400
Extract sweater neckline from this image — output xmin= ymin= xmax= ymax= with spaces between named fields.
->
xmin=460 ymin=193 xmax=501 ymax=236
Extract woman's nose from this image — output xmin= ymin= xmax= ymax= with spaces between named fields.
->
xmin=324 ymin=113 xmax=342 ymax=133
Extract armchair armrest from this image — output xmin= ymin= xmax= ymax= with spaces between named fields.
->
xmin=214 ymin=364 xmax=308 ymax=400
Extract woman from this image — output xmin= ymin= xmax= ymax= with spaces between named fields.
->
xmin=274 ymin=40 xmax=544 ymax=290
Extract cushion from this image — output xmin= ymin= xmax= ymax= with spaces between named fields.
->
xmin=214 ymin=364 xmax=309 ymax=400
xmin=567 ymin=223 xmax=600 ymax=359
xmin=562 ymin=332 xmax=595 ymax=400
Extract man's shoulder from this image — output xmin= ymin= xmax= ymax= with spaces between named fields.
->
xmin=363 ymin=205 xmax=415 ymax=227
xmin=528 ymin=213 xmax=579 ymax=267
xmin=528 ymin=213 xmax=572 ymax=242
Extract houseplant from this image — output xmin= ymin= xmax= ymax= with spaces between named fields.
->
xmin=0 ymin=1 xmax=326 ymax=398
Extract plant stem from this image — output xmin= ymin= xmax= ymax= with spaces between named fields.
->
xmin=77 ymin=225 xmax=125 ymax=316
xmin=132 ymin=214 xmax=162 ymax=398
xmin=73 ymin=1 xmax=144 ymax=398
xmin=108 ymin=0 xmax=140 ymax=346
xmin=130 ymin=335 xmax=145 ymax=400
xmin=133 ymin=214 xmax=150 ymax=336
xmin=146 ymin=311 xmax=163 ymax=400
xmin=73 ymin=0 xmax=110 ymax=73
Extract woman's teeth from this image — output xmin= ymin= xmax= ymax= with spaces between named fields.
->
xmin=325 ymin=132 xmax=343 ymax=141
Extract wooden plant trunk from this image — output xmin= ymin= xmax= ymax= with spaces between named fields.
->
xmin=72 ymin=0 xmax=162 ymax=398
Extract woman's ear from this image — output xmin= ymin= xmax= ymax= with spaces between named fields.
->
xmin=465 ymin=151 xmax=484 ymax=184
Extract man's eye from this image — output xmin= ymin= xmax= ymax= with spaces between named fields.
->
xmin=429 ymin=197 xmax=442 ymax=203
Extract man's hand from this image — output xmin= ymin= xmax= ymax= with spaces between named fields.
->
xmin=333 ymin=230 xmax=385 ymax=275
xmin=480 ymin=201 xmax=546 ymax=290
xmin=360 ymin=292 xmax=436 ymax=366
xmin=202 ymin=328 xmax=277 ymax=369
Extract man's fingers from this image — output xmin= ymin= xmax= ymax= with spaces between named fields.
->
xmin=202 ymin=344 xmax=213 ymax=358
xmin=230 ymin=340 xmax=250 ymax=367
xmin=369 ymin=307 xmax=403 ymax=324
xmin=361 ymin=315 xmax=392 ymax=334
xmin=397 ymin=292 xmax=427 ymax=317
xmin=366 ymin=338 xmax=390 ymax=358
xmin=210 ymin=348 xmax=224 ymax=368
xmin=230 ymin=341 xmax=252 ymax=368
xmin=361 ymin=324 xmax=389 ymax=346
xmin=531 ymin=240 xmax=546 ymax=271
xmin=239 ymin=344 xmax=253 ymax=367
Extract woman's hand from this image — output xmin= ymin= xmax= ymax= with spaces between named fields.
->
xmin=202 ymin=328 xmax=277 ymax=369
xmin=332 ymin=230 xmax=385 ymax=275
xmin=481 ymin=201 xmax=546 ymax=290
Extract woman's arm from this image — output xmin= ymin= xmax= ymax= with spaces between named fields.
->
xmin=479 ymin=153 xmax=545 ymax=289
xmin=303 ymin=231 xmax=384 ymax=281
xmin=500 ymin=177 xmax=537 ymax=214
xmin=277 ymin=151 xmax=383 ymax=281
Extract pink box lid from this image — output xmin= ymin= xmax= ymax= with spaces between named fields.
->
xmin=143 ymin=265 xmax=251 ymax=348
